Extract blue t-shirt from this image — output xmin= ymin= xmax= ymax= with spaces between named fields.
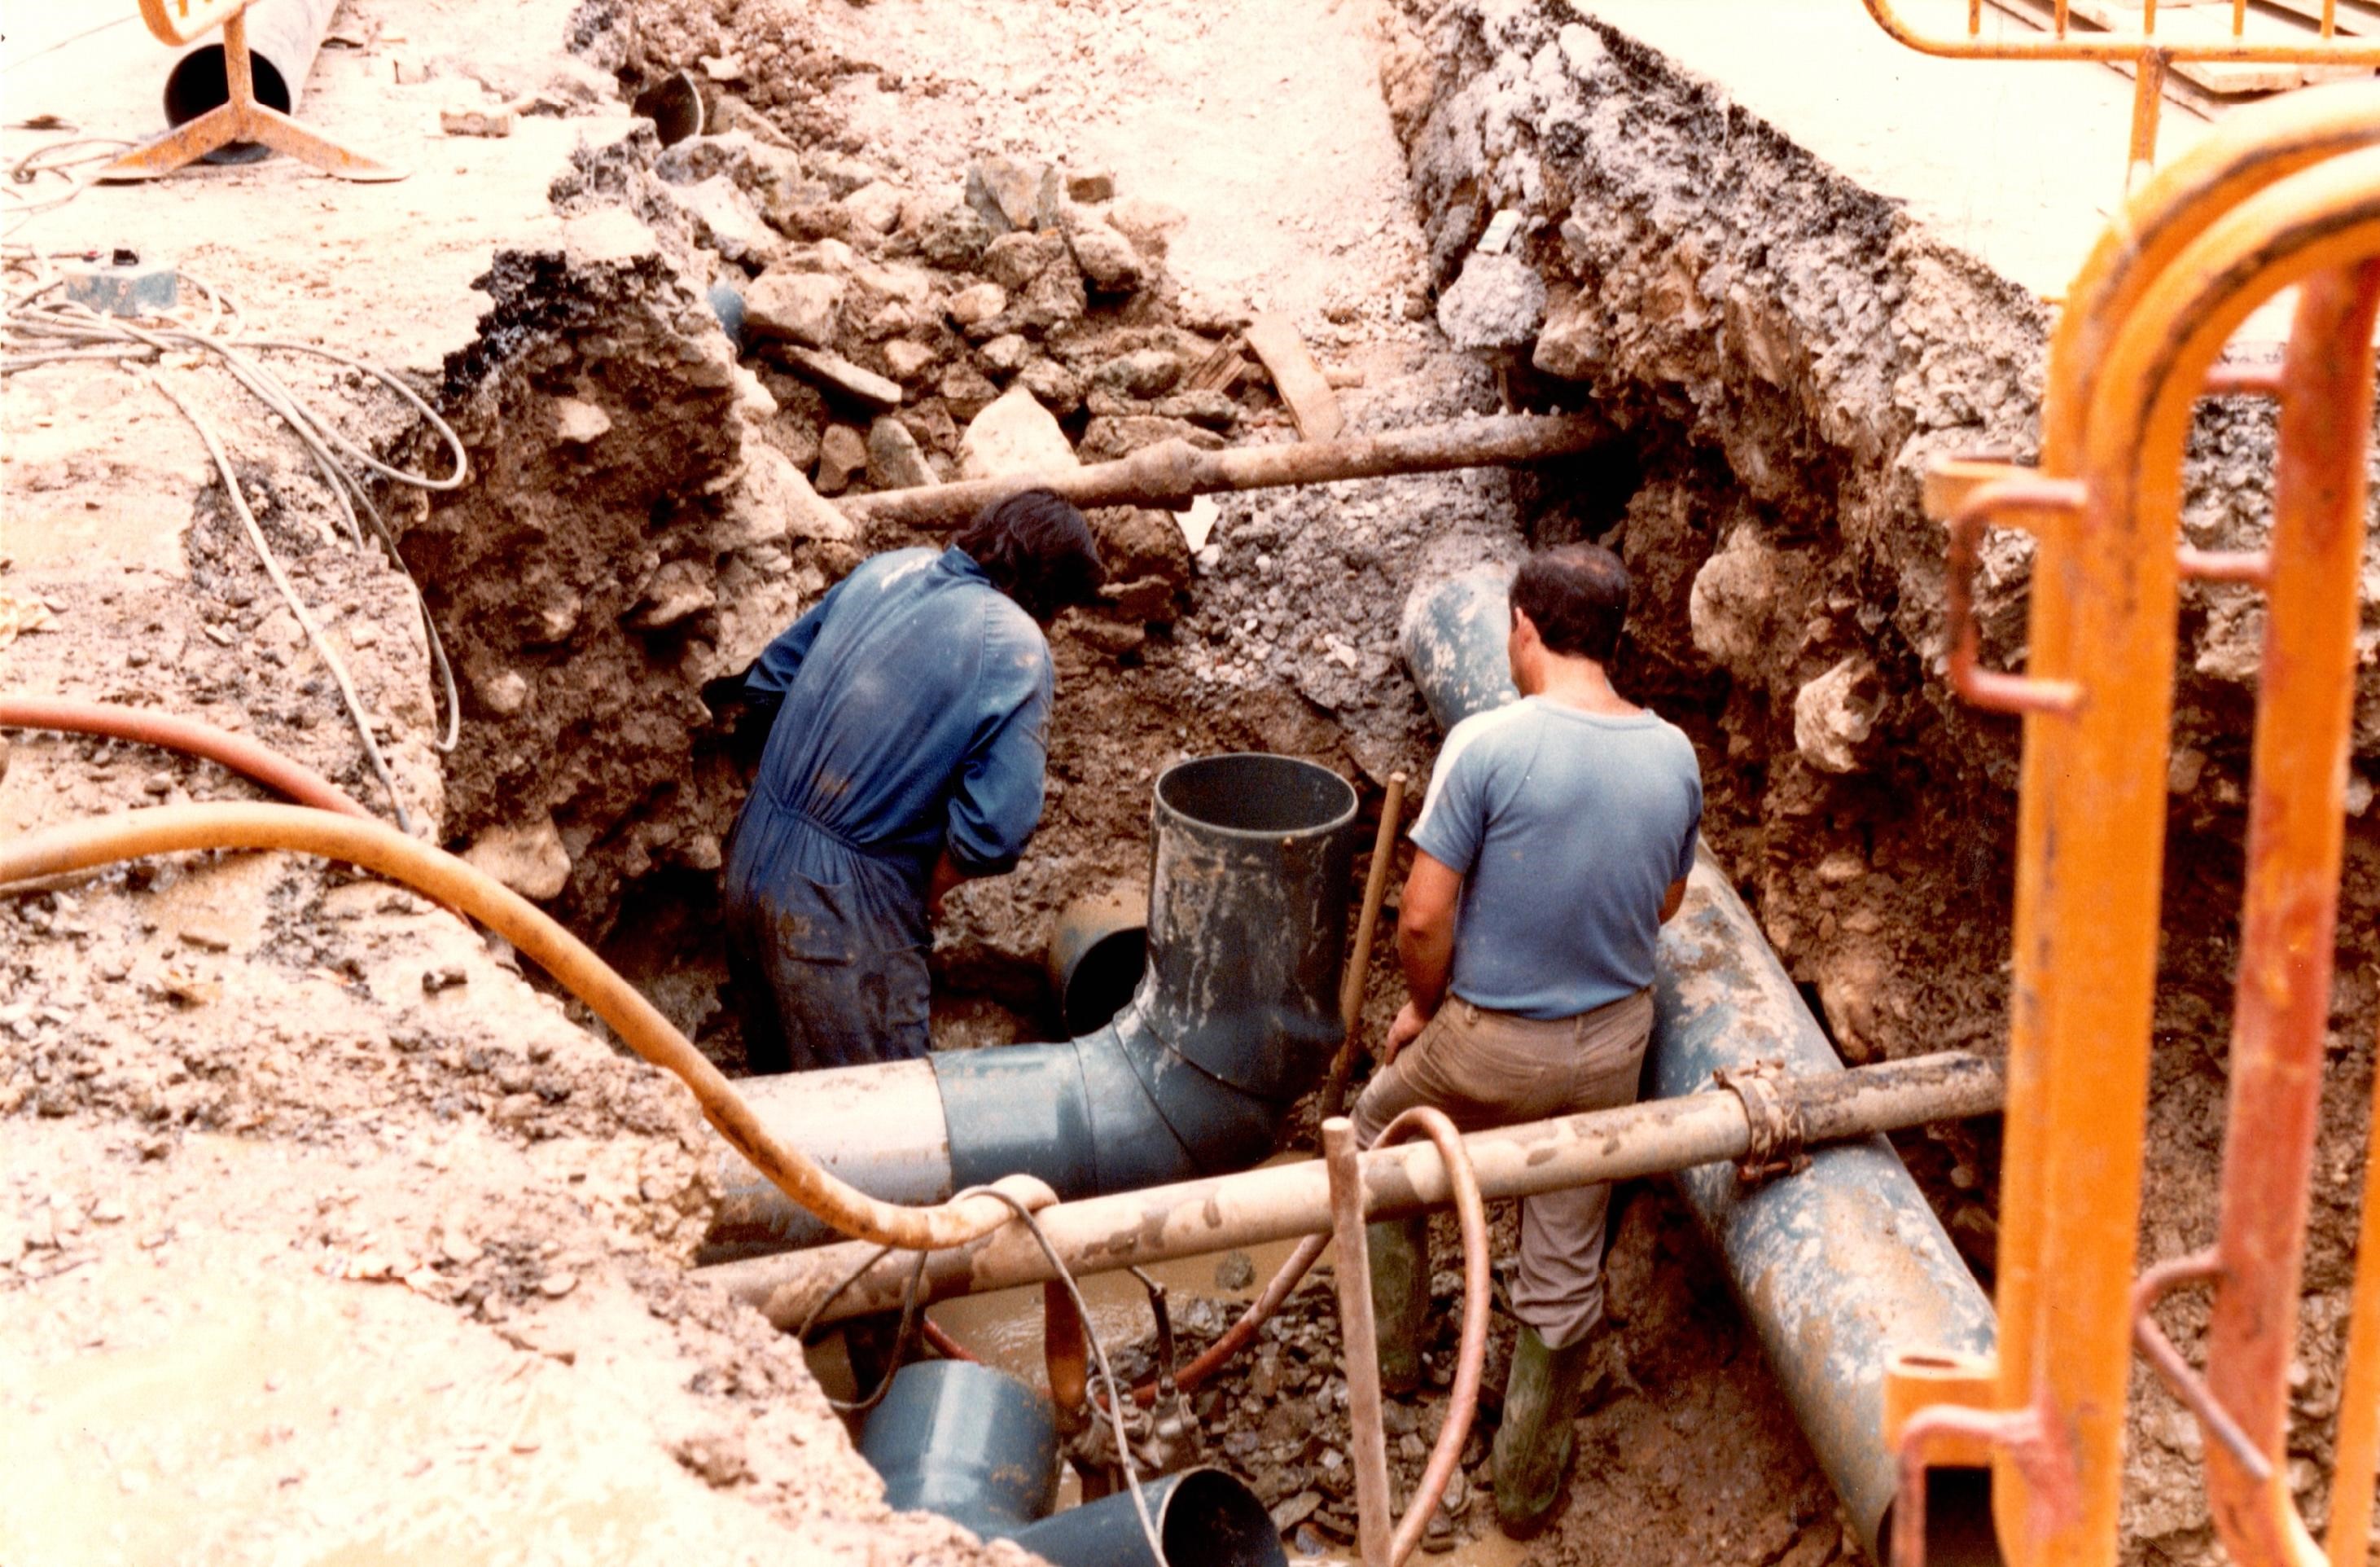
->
xmin=1409 ymin=696 xmax=1703 ymax=1020
xmin=739 ymin=545 xmax=1053 ymax=887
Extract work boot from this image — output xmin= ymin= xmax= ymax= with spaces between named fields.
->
xmin=1492 ymin=1323 xmax=1596 ymax=1538
xmin=1366 ymin=1214 xmax=1430 ymax=1394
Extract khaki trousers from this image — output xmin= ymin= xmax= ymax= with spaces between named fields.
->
xmin=1351 ymin=989 xmax=1654 ymax=1350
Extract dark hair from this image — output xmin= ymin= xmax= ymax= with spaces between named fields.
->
xmin=1510 ymin=543 xmax=1629 ymax=662
xmin=955 ymin=489 xmax=1107 ymax=624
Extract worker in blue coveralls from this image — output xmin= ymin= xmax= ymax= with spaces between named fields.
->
xmin=722 ymin=489 xmax=1106 ymax=1074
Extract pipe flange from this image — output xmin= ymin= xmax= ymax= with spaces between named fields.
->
xmin=1712 ymin=1058 xmax=1810 ymax=1187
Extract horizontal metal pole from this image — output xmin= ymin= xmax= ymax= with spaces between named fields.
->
xmin=701 ymin=1051 xmax=2001 ymax=1329
xmin=835 ymin=413 xmax=1615 ymax=530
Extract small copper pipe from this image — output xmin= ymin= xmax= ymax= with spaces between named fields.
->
xmin=1043 ymin=1279 xmax=1089 ymax=1433
xmin=1131 ymin=1231 xmax=1329 ymax=1409
xmin=918 ymin=1317 xmax=977 ymax=1365
xmin=1374 ymin=1108 xmax=1490 ymax=1567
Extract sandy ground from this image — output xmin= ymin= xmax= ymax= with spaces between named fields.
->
xmin=0 ymin=4 xmax=1015 ymax=1563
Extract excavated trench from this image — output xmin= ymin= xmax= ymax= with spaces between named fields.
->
xmin=374 ymin=2 xmax=2376 ymax=1562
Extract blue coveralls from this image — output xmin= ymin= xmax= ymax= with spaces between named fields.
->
xmin=722 ymin=546 xmax=1054 ymax=1072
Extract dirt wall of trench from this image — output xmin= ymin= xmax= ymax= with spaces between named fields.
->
xmin=1375 ymin=3 xmax=2378 ymax=1557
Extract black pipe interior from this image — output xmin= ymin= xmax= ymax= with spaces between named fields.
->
xmin=1157 ymin=753 xmax=1357 ymax=835
xmin=1059 ymin=926 xmax=1145 ymax=1034
xmin=1161 ymin=1469 xmax=1289 ymax=1567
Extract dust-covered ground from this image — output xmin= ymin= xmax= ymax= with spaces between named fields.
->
xmin=5 ymin=0 xmax=2371 ymax=1562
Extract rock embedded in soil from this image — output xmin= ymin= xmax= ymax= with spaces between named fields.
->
xmin=946 ymin=280 xmax=1008 ymax=327
xmin=815 ymin=424 xmax=869 ymax=494
xmin=1067 ymin=221 xmax=1146 ymax=294
xmin=960 ymin=385 xmax=1076 ymax=480
xmin=866 ymin=417 xmax=936 ymax=490
xmin=743 ymin=269 xmax=847 ymax=349
xmin=462 ymin=815 xmax=572 ymax=901
xmin=965 ymin=156 xmax=1057 ymax=235
xmin=882 ymin=339 xmax=940 ymax=384
xmin=1433 ymin=248 xmax=1546 ymax=350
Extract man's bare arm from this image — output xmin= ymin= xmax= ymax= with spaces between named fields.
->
xmin=1396 ymin=851 xmax=1464 ymax=1019
xmin=1659 ymin=876 xmax=1688 ymax=925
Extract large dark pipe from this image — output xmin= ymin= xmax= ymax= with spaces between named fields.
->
xmin=858 ymin=1361 xmax=1059 ymax=1538
xmin=1007 ymin=1468 xmax=1287 ymax=1567
xmin=160 ymin=0 xmax=340 ymax=165
xmin=699 ymin=753 xmax=1357 ymax=1261
xmin=857 ymin=1361 xmax=1287 ymax=1567
xmin=1400 ymin=562 xmax=1999 ymax=1564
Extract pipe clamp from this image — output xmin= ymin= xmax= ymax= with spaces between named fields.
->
xmin=1712 ymin=1059 xmax=1809 ymax=1187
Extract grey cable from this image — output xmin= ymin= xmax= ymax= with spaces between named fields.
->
xmin=146 ymin=372 xmax=415 ymax=833
xmin=0 ymin=277 xmax=468 ymax=757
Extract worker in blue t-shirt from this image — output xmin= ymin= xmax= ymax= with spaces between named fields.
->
xmin=721 ymin=489 xmax=1105 ymax=1073
xmin=1355 ymin=542 xmax=1703 ymax=1538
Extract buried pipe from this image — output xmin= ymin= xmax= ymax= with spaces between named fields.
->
xmin=698 ymin=753 xmax=1358 ymax=1262
xmin=857 ymin=1359 xmax=1287 ymax=1567
xmin=1400 ymin=564 xmax=2001 ymax=1562
xmin=158 ymin=0 xmax=341 ymax=165
xmin=859 ymin=1360 xmax=1060 ymax=1539
xmin=833 ymin=413 xmax=1615 ymax=531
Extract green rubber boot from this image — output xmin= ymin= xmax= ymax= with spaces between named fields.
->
xmin=1492 ymin=1323 xmax=1595 ymax=1538
xmin=1366 ymin=1214 xmax=1430 ymax=1394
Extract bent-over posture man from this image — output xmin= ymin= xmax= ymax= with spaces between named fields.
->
xmin=1353 ymin=542 xmax=1702 ymax=1537
xmin=722 ymin=489 xmax=1105 ymax=1073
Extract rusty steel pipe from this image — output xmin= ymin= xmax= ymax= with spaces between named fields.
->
xmin=0 ymin=695 xmax=370 ymax=819
xmin=2197 ymin=261 xmax=2380 ymax=1567
xmin=1323 ymin=1117 xmax=1393 ymax=1566
xmin=834 ymin=415 xmax=1614 ymax=531
xmin=698 ymin=1051 xmax=2003 ymax=1329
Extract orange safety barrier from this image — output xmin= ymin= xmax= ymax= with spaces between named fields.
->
xmin=1891 ymin=77 xmax=2380 ymax=1567
xmin=1861 ymin=0 xmax=2380 ymax=187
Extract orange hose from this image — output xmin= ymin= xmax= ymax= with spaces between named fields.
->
xmin=1376 ymin=1107 xmax=1491 ymax=1567
xmin=0 ymin=695 xmax=372 ymax=819
xmin=0 ymin=802 xmax=1051 ymax=1252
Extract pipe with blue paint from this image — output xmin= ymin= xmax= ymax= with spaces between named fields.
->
xmin=1400 ymin=561 xmax=1998 ymax=1562
xmin=698 ymin=752 xmax=1357 ymax=1262
xmin=857 ymin=1360 xmax=1287 ymax=1567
